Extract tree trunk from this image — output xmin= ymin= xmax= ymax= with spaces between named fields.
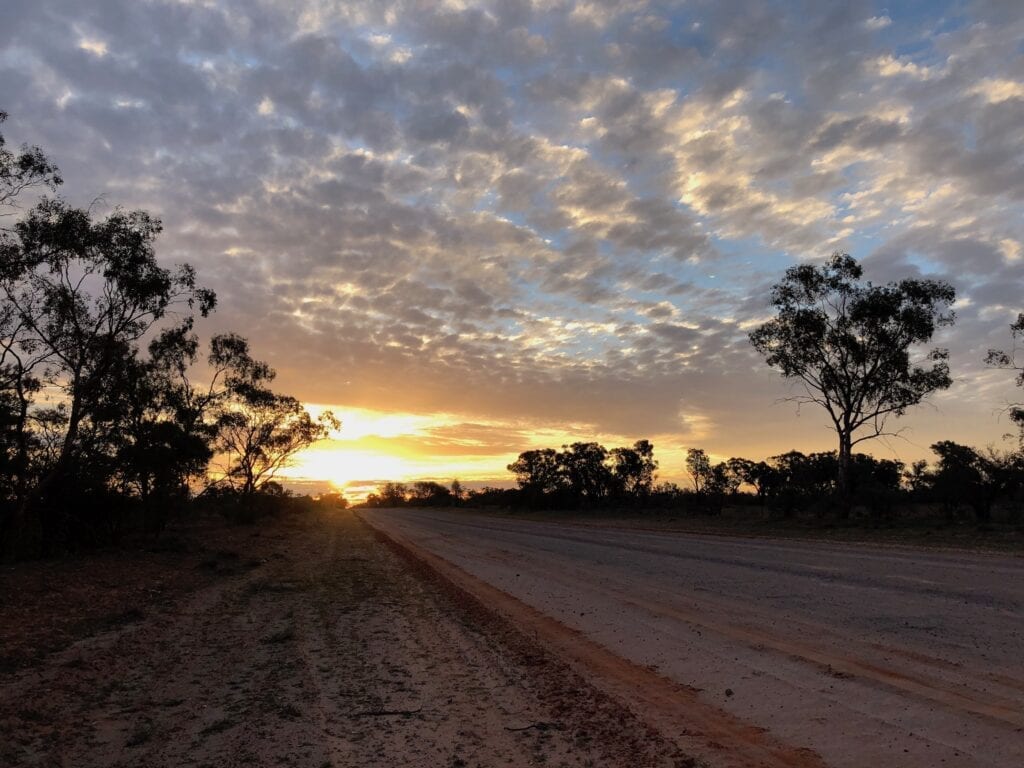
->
xmin=836 ymin=429 xmax=852 ymax=514
xmin=22 ymin=376 xmax=83 ymax=553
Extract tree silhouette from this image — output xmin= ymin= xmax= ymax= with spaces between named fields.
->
xmin=0 ymin=111 xmax=61 ymax=213
xmin=215 ymin=385 xmax=338 ymax=500
xmin=508 ymin=448 xmax=562 ymax=504
xmin=611 ymin=440 xmax=658 ymax=498
xmin=749 ymin=253 xmax=955 ymax=501
xmin=985 ymin=312 xmax=1024 ymax=437
xmin=0 ymin=197 xmax=216 ymax=545
xmin=558 ymin=442 xmax=613 ymax=503
xmin=685 ymin=448 xmax=712 ymax=493
xmin=377 ymin=481 xmax=408 ymax=506
xmin=725 ymin=457 xmax=775 ymax=504
xmin=450 ymin=479 xmax=465 ymax=505
xmin=409 ymin=480 xmax=452 ymax=506
xmin=929 ymin=441 xmax=1021 ymax=522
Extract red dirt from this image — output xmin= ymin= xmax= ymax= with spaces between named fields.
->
xmin=365 ymin=513 xmax=829 ymax=768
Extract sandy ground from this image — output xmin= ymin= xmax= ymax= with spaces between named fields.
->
xmin=363 ymin=508 xmax=1024 ymax=768
xmin=1 ymin=510 xmax=693 ymax=767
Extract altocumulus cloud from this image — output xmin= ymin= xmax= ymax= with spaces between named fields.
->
xmin=2 ymin=0 xmax=1023 ymax=476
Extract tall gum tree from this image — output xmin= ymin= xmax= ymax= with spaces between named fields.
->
xmin=749 ymin=253 xmax=956 ymax=501
xmin=985 ymin=312 xmax=1024 ymax=437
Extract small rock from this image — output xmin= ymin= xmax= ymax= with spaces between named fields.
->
xmin=725 ymin=688 xmax=734 ymax=697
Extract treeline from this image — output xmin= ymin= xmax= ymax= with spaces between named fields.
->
xmin=680 ymin=444 xmax=1022 ymax=522
xmin=364 ymin=480 xmax=468 ymax=508
xmin=373 ymin=440 xmax=1024 ymax=524
xmin=0 ymin=113 xmax=335 ymax=556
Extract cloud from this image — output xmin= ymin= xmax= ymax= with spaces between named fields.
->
xmin=2 ymin=0 xmax=1023 ymax=481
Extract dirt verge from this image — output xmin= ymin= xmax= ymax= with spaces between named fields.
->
xmin=1 ymin=510 xmax=697 ymax=767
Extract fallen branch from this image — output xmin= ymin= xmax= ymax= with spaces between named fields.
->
xmin=505 ymin=721 xmax=560 ymax=732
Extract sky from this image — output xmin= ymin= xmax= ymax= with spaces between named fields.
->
xmin=2 ymin=0 xmax=1023 ymax=498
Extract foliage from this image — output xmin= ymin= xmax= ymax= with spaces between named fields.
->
xmin=506 ymin=440 xmax=661 ymax=508
xmin=449 ymin=479 xmax=465 ymax=505
xmin=684 ymin=448 xmax=712 ymax=494
xmin=558 ymin=442 xmax=613 ymax=504
xmin=725 ymin=458 xmax=775 ymax=503
xmin=366 ymin=481 xmax=409 ymax=507
xmin=611 ymin=440 xmax=658 ymax=498
xmin=0 ymin=111 xmax=61 ymax=213
xmin=408 ymin=480 xmax=453 ymax=506
xmin=0 ymin=116 xmax=336 ymax=555
xmin=507 ymin=448 xmax=563 ymax=505
xmin=749 ymin=252 xmax=955 ymax=498
xmin=985 ymin=313 xmax=1024 ymax=438
xmin=214 ymin=387 xmax=338 ymax=498
xmin=927 ymin=441 xmax=1022 ymax=523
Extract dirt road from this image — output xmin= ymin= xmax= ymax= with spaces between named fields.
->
xmin=1 ymin=511 xmax=691 ymax=767
xmin=363 ymin=508 xmax=1024 ymax=768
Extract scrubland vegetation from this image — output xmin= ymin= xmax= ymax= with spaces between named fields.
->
xmin=0 ymin=114 xmax=335 ymax=557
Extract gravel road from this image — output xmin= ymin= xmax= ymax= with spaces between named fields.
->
xmin=364 ymin=508 xmax=1024 ymax=768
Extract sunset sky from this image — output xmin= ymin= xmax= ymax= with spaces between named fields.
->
xmin=2 ymin=0 xmax=1023 ymax=498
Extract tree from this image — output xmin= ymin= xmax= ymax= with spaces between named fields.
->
xmin=0 ymin=111 xmax=61 ymax=215
xmin=685 ymin=448 xmax=713 ymax=493
xmin=610 ymin=440 xmax=658 ymax=498
xmin=749 ymin=253 xmax=955 ymax=501
xmin=558 ymin=442 xmax=613 ymax=504
xmin=726 ymin=457 xmax=777 ymax=504
xmin=687 ymin=448 xmax=740 ymax=514
xmin=985 ymin=312 xmax=1024 ymax=438
xmin=767 ymin=450 xmax=837 ymax=515
xmin=508 ymin=448 xmax=562 ymax=504
xmin=377 ymin=482 xmax=408 ymax=506
xmin=0 ymin=114 xmax=62 ymax=545
xmin=215 ymin=383 xmax=338 ymax=500
xmin=929 ymin=441 xmax=1022 ymax=523
xmin=409 ymin=480 xmax=452 ymax=506
xmin=0 ymin=197 xmax=216 ymax=547
xmin=903 ymin=459 xmax=931 ymax=496
xmin=450 ymin=479 xmax=465 ymax=505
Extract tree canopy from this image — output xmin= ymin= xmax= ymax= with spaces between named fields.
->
xmin=985 ymin=312 xmax=1024 ymax=437
xmin=749 ymin=252 xmax=955 ymax=499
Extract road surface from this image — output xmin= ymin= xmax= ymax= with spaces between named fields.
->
xmin=364 ymin=508 xmax=1024 ymax=768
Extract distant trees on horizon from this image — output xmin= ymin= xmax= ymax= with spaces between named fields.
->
xmin=369 ymin=438 xmax=1022 ymax=525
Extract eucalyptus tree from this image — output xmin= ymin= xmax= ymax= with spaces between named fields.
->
xmin=0 ymin=111 xmax=61 ymax=214
xmin=214 ymin=379 xmax=338 ymax=501
xmin=0 ymin=112 xmax=61 ymax=513
xmin=749 ymin=253 xmax=955 ymax=500
xmin=1 ymin=200 xmax=215 ymax=477
xmin=609 ymin=439 xmax=658 ymax=499
xmin=985 ymin=312 xmax=1024 ymax=436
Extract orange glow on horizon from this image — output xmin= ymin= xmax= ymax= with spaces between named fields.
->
xmin=277 ymin=404 xmax=695 ymax=502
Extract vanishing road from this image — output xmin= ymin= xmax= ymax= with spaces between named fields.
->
xmin=364 ymin=509 xmax=1024 ymax=768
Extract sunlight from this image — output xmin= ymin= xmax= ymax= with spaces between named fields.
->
xmin=283 ymin=446 xmax=412 ymax=490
